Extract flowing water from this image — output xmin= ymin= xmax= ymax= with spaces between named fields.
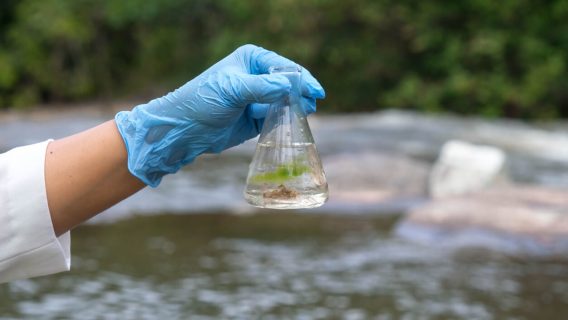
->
xmin=2 ymin=213 xmax=568 ymax=319
xmin=1 ymin=109 xmax=568 ymax=319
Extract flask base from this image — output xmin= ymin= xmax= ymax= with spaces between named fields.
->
xmin=244 ymin=191 xmax=328 ymax=209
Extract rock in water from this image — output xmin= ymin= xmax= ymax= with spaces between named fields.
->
xmin=396 ymin=186 xmax=568 ymax=256
xmin=429 ymin=140 xmax=507 ymax=198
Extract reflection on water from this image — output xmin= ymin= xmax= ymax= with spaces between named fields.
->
xmin=2 ymin=213 xmax=568 ymax=319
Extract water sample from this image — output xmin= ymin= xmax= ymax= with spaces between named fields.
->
xmin=244 ymin=65 xmax=329 ymax=209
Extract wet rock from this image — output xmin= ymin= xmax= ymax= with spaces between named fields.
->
xmin=320 ymin=152 xmax=430 ymax=213
xmin=396 ymin=186 xmax=568 ymax=255
xmin=429 ymin=140 xmax=507 ymax=198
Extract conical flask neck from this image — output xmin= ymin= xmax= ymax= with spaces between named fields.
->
xmin=259 ymin=66 xmax=313 ymax=145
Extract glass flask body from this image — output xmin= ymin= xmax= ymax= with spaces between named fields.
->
xmin=244 ymin=66 xmax=328 ymax=209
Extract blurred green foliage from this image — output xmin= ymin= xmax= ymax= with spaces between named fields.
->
xmin=1 ymin=0 xmax=568 ymax=118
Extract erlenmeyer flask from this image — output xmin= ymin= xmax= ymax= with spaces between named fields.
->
xmin=244 ymin=65 xmax=329 ymax=209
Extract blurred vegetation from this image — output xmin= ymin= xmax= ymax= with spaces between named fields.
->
xmin=1 ymin=0 xmax=568 ymax=118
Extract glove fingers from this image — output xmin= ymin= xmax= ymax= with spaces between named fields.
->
xmin=239 ymin=44 xmax=295 ymax=74
xmin=248 ymin=103 xmax=270 ymax=119
xmin=235 ymin=73 xmax=291 ymax=104
xmin=300 ymin=69 xmax=326 ymax=99
xmin=302 ymin=96 xmax=317 ymax=114
xmin=247 ymin=96 xmax=317 ymax=120
xmin=238 ymin=44 xmax=326 ymax=100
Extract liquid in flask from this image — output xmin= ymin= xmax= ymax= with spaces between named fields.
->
xmin=244 ymin=65 xmax=329 ymax=209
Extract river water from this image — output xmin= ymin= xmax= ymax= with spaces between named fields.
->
xmin=2 ymin=214 xmax=568 ymax=319
xmin=0 ymin=109 xmax=567 ymax=319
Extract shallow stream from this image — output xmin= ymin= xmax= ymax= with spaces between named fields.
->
xmin=2 ymin=213 xmax=568 ymax=319
xmin=1 ymin=109 xmax=567 ymax=319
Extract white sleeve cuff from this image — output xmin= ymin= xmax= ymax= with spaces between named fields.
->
xmin=0 ymin=140 xmax=71 ymax=283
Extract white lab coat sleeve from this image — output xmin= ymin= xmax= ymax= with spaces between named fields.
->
xmin=0 ymin=140 xmax=71 ymax=283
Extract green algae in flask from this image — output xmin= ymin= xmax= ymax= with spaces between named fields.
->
xmin=244 ymin=65 xmax=328 ymax=209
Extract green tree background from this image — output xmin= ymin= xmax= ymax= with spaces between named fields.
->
xmin=1 ymin=0 xmax=567 ymax=119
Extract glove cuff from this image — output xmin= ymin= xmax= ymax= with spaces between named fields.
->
xmin=115 ymin=108 xmax=203 ymax=187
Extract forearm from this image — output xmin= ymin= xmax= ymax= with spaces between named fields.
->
xmin=45 ymin=120 xmax=146 ymax=236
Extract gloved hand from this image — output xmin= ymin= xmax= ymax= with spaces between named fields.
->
xmin=115 ymin=44 xmax=325 ymax=187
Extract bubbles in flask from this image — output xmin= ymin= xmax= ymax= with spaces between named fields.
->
xmin=243 ymin=66 xmax=328 ymax=209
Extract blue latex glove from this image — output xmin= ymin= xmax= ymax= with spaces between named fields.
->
xmin=115 ymin=44 xmax=325 ymax=187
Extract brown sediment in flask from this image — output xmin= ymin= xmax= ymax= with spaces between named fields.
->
xmin=263 ymin=184 xmax=298 ymax=200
